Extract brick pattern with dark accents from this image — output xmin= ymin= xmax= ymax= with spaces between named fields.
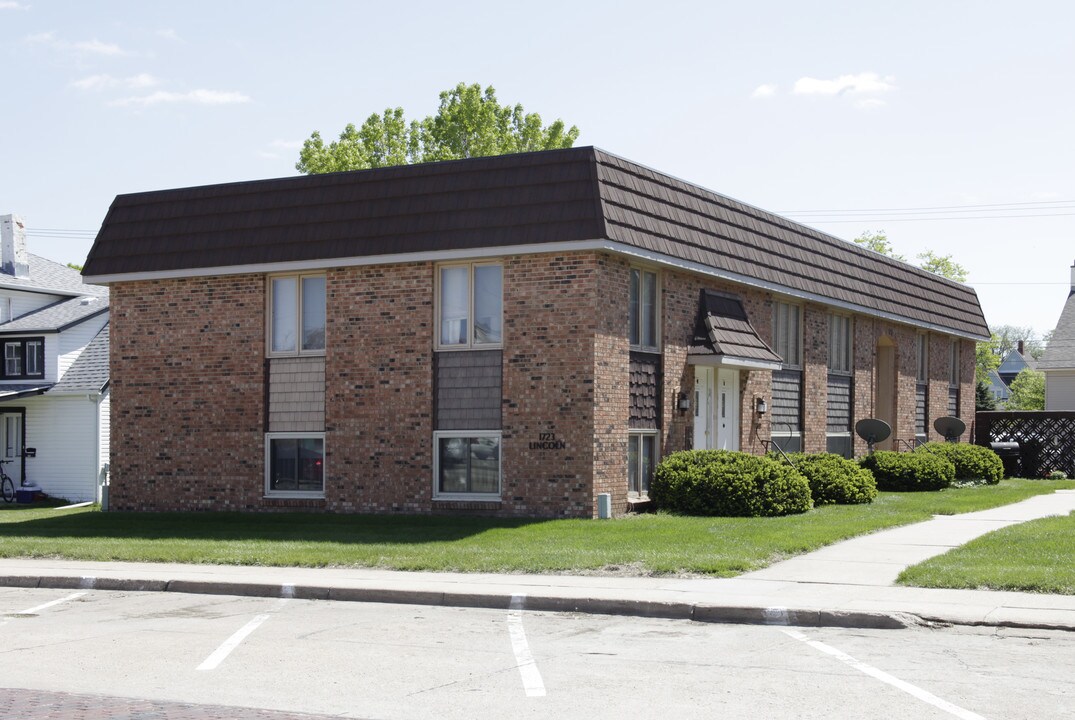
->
xmin=628 ymin=352 xmax=660 ymax=430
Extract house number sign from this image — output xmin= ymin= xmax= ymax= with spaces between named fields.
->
xmin=529 ymin=432 xmax=566 ymax=450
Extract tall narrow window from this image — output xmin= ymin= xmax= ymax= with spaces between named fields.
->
xmin=628 ymin=431 xmax=657 ymax=496
xmin=438 ymin=263 xmax=502 ymax=349
xmin=269 ymin=274 xmax=325 ymax=356
xmin=826 ymin=314 xmax=853 ymax=457
xmin=629 ymin=267 xmax=659 ymax=350
xmin=915 ymin=334 xmax=929 ymax=444
xmin=948 ymin=338 xmax=960 ymax=416
xmin=772 ymin=301 xmax=802 ymax=452
xmin=4 ymin=343 xmax=21 ymax=377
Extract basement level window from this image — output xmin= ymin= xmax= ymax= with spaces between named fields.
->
xmin=434 ymin=432 xmax=501 ymax=499
xmin=265 ymin=433 xmax=325 ymax=498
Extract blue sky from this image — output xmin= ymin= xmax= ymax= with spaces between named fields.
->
xmin=2 ymin=0 xmax=1072 ymax=338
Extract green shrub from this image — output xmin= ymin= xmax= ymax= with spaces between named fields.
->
xmin=787 ymin=453 xmax=877 ymax=505
xmin=651 ymin=450 xmax=812 ymax=517
xmin=915 ymin=442 xmax=1003 ymax=484
xmin=859 ymin=451 xmax=955 ymax=491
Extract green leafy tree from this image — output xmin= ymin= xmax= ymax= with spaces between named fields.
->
xmin=990 ymin=325 xmax=1047 ymax=360
xmin=852 ymin=231 xmax=906 ymax=261
xmin=916 ymin=250 xmax=968 ymax=282
xmin=1007 ymin=368 xmax=1045 ymax=410
xmin=297 ymin=83 xmax=580 ymax=174
xmin=66 ymin=262 xmax=83 ymax=271
xmin=976 ymin=333 xmax=1001 ymax=382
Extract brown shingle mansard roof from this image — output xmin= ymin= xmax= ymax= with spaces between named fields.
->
xmin=83 ymin=147 xmax=989 ymax=339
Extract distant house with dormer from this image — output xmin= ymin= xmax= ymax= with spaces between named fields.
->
xmin=997 ymin=342 xmax=1037 ymax=387
xmin=0 ymin=214 xmax=109 ymax=502
xmin=1039 ymin=261 xmax=1075 ymax=410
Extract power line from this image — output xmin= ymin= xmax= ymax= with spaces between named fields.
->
xmin=798 ymin=212 xmax=1075 ymax=223
xmin=779 ymin=199 xmax=1075 ymax=214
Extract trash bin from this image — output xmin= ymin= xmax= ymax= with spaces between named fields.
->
xmin=990 ymin=441 xmax=1021 ymax=478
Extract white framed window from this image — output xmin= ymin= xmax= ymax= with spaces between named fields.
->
xmin=268 ymin=274 xmax=326 ymax=357
xmin=917 ymin=334 xmax=929 ymax=383
xmin=628 ymin=431 xmax=658 ymax=496
xmin=2 ymin=337 xmax=44 ymax=379
xmin=772 ymin=301 xmax=801 ymax=368
xmin=265 ymin=432 xmax=325 ymax=497
xmin=433 ymin=431 xmax=501 ymax=500
xmin=436 ymin=262 xmax=503 ymax=349
xmin=629 ymin=267 xmax=659 ymax=351
xmin=828 ymin=314 xmax=852 ymax=374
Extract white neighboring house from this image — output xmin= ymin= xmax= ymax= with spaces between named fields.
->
xmin=1039 ymin=260 xmax=1075 ymax=411
xmin=0 ymin=214 xmax=109 ymax=502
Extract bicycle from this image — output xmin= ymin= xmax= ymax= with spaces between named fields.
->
xmin=0 ymin=460 xmax=15 ymax=503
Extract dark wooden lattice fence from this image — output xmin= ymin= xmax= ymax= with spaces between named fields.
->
xmin=975 ymin=411 xmax=1075 ymax=478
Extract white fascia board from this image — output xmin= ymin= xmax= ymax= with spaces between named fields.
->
xmin=687 ymin=355 xmax=783 ymax=370
xmin=85 ymin=238 xmax=988 ymax=341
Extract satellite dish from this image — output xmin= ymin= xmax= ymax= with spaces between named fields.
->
xmin=933 ymin=416 xmax=966 ymax=442
xmin=855 ymin=418 xmax=891 ymax=454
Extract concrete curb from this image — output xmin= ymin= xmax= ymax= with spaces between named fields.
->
xmin=2 ymin=574 xmax=918 ymax=631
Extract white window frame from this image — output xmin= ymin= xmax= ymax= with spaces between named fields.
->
xmin=433 ymin=430 xmax=502 ymax=501
xmin=628 ymin=430 xmax=658 ymax=497
xmin=917 ymin=334 xmax=929 ymax=384
xmin=264 ymin=432 xmax=326 ymax=498
xmin=629 ymin=266 xmax=661 ymax=352
xmin=434 ymin=261 xmax=504 ymax=351
xmin=266 ymin=273 xmax=326 ymax=358
xmin=949 ymin=338 xmax=960 ymax=387
xmin=772 ymin=301 xmax=802 ymax=369
xmin=827 ymin=313 xmax=852 ymax=375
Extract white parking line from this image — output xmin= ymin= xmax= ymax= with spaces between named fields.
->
xmin=782 ymin=629 xmax=986 ymax=720
xmin=1 ymin=591 xmax=87 ymax=628
xmin=197 ymin=614 xmax=271 ymax=671
xmin=507 ymin=593 xmax=546 ymax=697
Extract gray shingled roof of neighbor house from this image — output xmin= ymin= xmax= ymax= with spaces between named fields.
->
xmin=83 ymin=147 xmax=990 ymax=339
xmin=1038 ymin=292 xmax=1075 ymax=369
xmin=1 ymin=254 xmax=108 ymax=298
xmin=50 ymin=323 xmax=109 ymax=394
xmin=0 ymin=296 xmax=108 ymax=334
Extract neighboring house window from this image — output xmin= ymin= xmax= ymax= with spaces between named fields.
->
xmin=437 ymin=262 xmax=503 ymax=349
xmin=771 ymin=302 xmax=802 ymax=452
xmin=269 ymin=274 xmax=326 ymax=356
xmin=0 ymin=298 xmax=10 ymax=324
xmin=916 ymin=334 xmax=929 ymax=444
xmin=948 ymin=339 xmax=960 ymax=416
xmin=434 ymin=431 xmax=501 ymax=498
xmin=826 ymin=314 xmax=853 ymax=457
xmin=265 ymin=433 xmax=325 ymax=496
xmin=628 ymin=430 xmax=657 ymax=496
xmin=629 ymin=267 xmax=659 ymax=351
xmin=1 ymin=338 xmax=45 ymax=379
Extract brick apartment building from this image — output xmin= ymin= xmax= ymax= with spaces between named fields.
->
xmin=83 ymin=147 xmax=988 ymax=518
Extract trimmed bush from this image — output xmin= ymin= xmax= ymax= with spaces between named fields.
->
xmin=651 ymin=450 xmax=812 ymax=517
xmin=915 ymin=442 xmax=1003 ymax=484
xmin=859 ymin=451 xmax=955 ymax=491
xmin=787 ymin=453 xmax=877 ymax=505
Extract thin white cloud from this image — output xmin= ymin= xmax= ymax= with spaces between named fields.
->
xmin=72 ymin=73 xmax=159 ymax=91
xmin=156 ymin=28 xmax=181 ymax=41
xmin=258 ymin=151 xmax=280 ymax=160
xmin=111 ymin=89 xmax=251 ymax=107
xmin=751 ymin=84 xmax=778 ymax=99
xmin=793 ymin=72 xmax=896 ymax=96
xmin=855 ymin=98 xmax=887 ymax=110
xmin=74 ymin=38 xmax=126 ymax=56
xmin=269 ymin=139 xmax=303 ymax=150
xmin=25 ymin=31 xmax=55 ymax=44
xmin=0 ymin=2 xmax=30 ymax=9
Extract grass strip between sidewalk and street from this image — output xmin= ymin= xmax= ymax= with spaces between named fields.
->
xmin=897 ymin=509 xmax=1075 ymax=595
xmin=1 ymin=479 xmax=1072 ymax=577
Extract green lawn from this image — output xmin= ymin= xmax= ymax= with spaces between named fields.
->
xmin=898 ymin=510 xmax=1075 ymax=594
xmin=1 ymin=479 xmax=1072 ymax=576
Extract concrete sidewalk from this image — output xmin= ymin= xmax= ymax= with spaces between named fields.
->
xmin=2 ymin=490 xmax=1074 ymax=633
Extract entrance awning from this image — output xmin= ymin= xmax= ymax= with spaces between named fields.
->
xmin=0 ymin=384 xmax=53 ymax=402
xmin=687 ymin=291 xmax=783 ymax=370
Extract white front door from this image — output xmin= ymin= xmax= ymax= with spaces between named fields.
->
xmin=693 ymin=367 xmax=714 ymax=450
xmin=715 ymin=368 xmax=740 ymax=451
xmin=1 ymin=414 xmax=22 ymax=485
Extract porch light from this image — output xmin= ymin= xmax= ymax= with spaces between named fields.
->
xmin=755 ymin=397 xmax=768 ymax=415
xmin=677 ymin=391 xmax=691 ymax=412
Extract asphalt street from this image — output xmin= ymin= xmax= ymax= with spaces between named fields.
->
xmin=2 ymin=587 xmax=1073 ymax=719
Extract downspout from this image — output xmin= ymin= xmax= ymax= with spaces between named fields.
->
xmin=91 ymin=393 xmax=101 ymax=506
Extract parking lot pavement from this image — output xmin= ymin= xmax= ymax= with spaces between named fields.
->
xmin=2 ymin=587 xmax=1074 ymax=719
xmin=0 ymin=688 xmax=357 ymax=720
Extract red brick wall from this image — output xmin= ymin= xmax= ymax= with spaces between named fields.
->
xmin=802 ymin=304 xmax=828 ymax=452
xmin=110 ymin=276 xmax=267 ymax=511
xmin=591 ymin=254 xmax=630 ymax=516
xmin=324 ymin=263 xmax=433 ymax=513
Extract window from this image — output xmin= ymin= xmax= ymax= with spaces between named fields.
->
xmin=949 ymin=339 xmax=960 ymax=387
xmin=438 ymin=263 xmax=502 ymax=349
xmin=265 ymin=433 xmax=325 ymax=497
xmin=628 ymin=431 xmax=657 ymax=496
xmin=828 ymin=314 xmax=852 ymax=374
xmin=916 ymin=335 xmax=929 ymax=443
xmin=4 ymin=415 xmax=20 ymax=459
xmin=1 ymin=337 xmax=45 ymax=379
xmin=772 ymin=302 xmax=801 ymax=368
xmin=917 ymin=335 xmax=929 ymax=383
xmin=629 ymin=267 xmax=659 ymax=350
xmin=269 ymin=274 xmax=325 ymax=356
xmin=434 ymin=432 xmax=501 ymax=498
